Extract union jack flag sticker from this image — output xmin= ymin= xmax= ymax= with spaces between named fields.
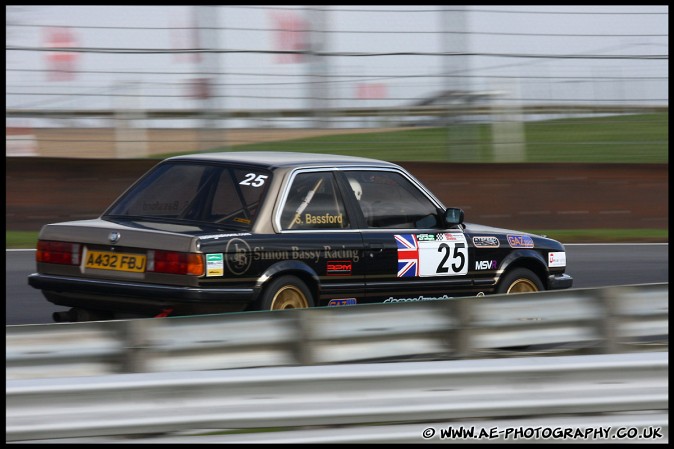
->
xmin=395 ymin=234 xmax=419 ymax=277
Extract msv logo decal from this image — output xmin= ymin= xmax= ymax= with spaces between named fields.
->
xmin=475 ymin=260 xmax=497 ymax=270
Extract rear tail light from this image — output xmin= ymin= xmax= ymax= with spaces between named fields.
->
xmin=36 ymin=241 xmax=81 ymax=265
xmin=147 ymin=250 xmax=204 ymax=276
xmin=36 ymin=241 xmax=204 ymax=276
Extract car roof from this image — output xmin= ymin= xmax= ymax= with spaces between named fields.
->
xmin=166 ymin=151 xmax=400 ymax=170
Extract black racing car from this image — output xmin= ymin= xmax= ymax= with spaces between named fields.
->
xmin=28 ymin=151 xmax=572 ymax=322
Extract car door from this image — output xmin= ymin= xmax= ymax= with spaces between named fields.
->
xmin=276 ymin=169 xmax=365 ymax=306
xmin=339 ymin=169 xmax=474 ymax=304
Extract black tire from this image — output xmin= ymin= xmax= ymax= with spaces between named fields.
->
xmin=259 ymin=275 xmax=314 ymax=310
xmin=55 ymin=308 xmax=113 ymax=322
xmin=497 ymin=268 xmax=544 ymax=294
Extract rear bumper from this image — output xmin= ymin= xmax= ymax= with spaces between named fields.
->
xmin=28 ymin=273 xmax=254 ymax=315
xmin=547 ymin=273 xmax=573 ymax=290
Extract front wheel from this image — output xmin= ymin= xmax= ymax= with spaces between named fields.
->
xmin=259 ymin=275 xmax=314 ymax=310
xmin=497 ymin=268 xmax=544 ymax=294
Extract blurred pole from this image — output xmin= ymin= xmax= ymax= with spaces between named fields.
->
xmin=195 ymin=6 xmax=226 ymax=151
xmin=114 ymin=81 xmax=148 ymax=158
xmin=491 ymin=78 xmax=525 ymax=162
xmin=307 ymin=6 xmax=330 ymax=129
xmin=441 ymin=6 xmax=476 ymax=162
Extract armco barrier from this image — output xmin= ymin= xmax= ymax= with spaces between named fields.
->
xmin=6 ymin=352 xmax=668 ymax=442
xmin=6 ymin=283 xmax=668 ymax=380
xmin=6 ymin=158 xmax=668 ymax=231
xmin=40 ymin=414 xmax=668 ymax=444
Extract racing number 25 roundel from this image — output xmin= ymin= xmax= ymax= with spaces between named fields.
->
xmin=396 ymin=232 xmax=468 ymax=278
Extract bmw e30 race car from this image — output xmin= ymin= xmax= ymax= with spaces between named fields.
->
xmin=28 ymin=151 xmax=572 ymax=322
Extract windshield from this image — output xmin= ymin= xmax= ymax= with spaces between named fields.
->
xmin=104 ymin=162 xmax=271 ymax=230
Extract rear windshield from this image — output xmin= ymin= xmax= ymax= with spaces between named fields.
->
xmin=104 ymin=162 xmax=271 ymax=230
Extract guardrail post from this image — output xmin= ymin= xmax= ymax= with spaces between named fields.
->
xmin=446 ymin=297 xmax=474 ymax=358
xmin=119 ymin=319 xmax=155 ymax=373
xmin=291 ymin=310 xmax=316 ymax=365
xmin=597 ymin=287 xmax=621 ymax=354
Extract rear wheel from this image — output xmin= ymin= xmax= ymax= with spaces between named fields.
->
xmin=259 ymin=275 xmax=314 ymax=310
xmin=497 ymin=268 xmax=544 ymax=294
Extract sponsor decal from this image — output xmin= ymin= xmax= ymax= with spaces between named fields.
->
xmin=253 ymin=247 xmax=295 ymax=262
xmin=224 ymin=241 xmax=361 ymax=275
xmin=548 ymin=251 xmax=567 ymax=267
xmin=250 ymin=246 xmax=360 ymax=264
xmin=323 ymin=246 xmax=360 ymax=262
xmin=206 ymin=253 xmax=224 ymax=277
xmin=475 ymin=260 xmax=497 ymax=270
xmin=417 ymin=233 xmax=435 ymax=241
xmin=328 ymin=298 xmax=358 ymax=306
xmin=383 ymin=294 xmax=453 ymax=303
xmin=225 ymin=238 xmax=252 ymax=275
xmin=507 ymin=234 xmax=535 ymax=248
xmin=200 ymin=232 xmax=252 ymax=240
xmin=437 ymin=232 xmax=460 ymax=241
xmin=327 ymin=260 xmax=352 ymax=276
xmin=472 ymin=236 xmax=500 ymax=248
xmin=396 ymin=233 xmax=468 ymax=278
xmin=418 ymin=232 xmax=461 ymax=242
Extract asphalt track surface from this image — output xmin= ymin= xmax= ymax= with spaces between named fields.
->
xmin=5 ymin=243 xmax=668 ymax=326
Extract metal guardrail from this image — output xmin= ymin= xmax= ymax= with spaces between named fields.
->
xmin=6 ymin=351 xmax=668 ymax=442
xmin=6 ymin=284 xmax=668 ymax=380
xmin=32 ymin=413 xmax=668 ymax=444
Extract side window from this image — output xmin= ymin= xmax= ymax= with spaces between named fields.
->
xmin=345 ymin=171 xmax=440 ymax=229
xmin=280 ymin=172 xmax=350 ymax=230
xmin=210 ymin=168 xmax=270 ymax=227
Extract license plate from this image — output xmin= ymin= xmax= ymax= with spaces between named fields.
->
xmin=84 ymin=249 xmax=146 ymax=273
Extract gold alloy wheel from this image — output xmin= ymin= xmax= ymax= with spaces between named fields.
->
xmin=505 ymin=278 xmax=540 ymax=294
xmin=270 ymin=285 xmax=310 ymax=309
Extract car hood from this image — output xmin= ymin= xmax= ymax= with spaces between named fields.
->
xmin=463 ymin=222 xmax=565 ymax=250
xmin=463 ymin=222 xmax=539 ymax=237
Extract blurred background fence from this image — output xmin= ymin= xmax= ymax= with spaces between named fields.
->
xmin=5 ymin=5 xmax=668 ymax=162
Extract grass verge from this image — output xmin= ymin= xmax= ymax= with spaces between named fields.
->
xmin=154 ymin=113 xmax=670 ymax=163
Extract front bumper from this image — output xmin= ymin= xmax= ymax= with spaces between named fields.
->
xmin=547 ymin=273 xmax=573 ymax=290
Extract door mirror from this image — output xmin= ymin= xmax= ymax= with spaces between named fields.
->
xmin=443 ymin=207 xmax=464 ymax=226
